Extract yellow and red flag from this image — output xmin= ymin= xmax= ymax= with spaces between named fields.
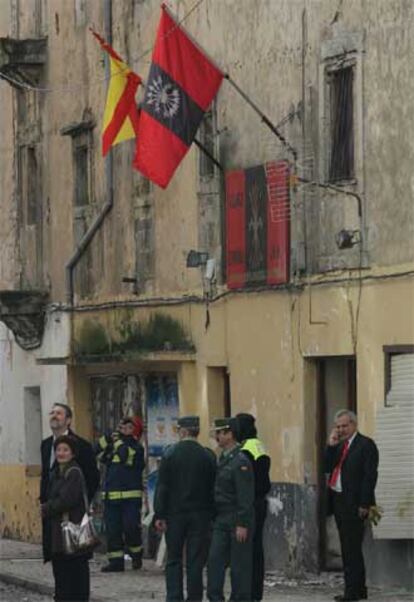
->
xmin=91 ymin=30 xmax=142 ymax=156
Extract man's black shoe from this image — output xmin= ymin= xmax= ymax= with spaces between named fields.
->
xmin=101 ymin=564 xmax=124 ymax=573
xmin=132 ymin=557 xmax=142 ymax=570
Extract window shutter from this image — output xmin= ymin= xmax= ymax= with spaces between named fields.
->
xmin=374 ymin=354 xmax=414 ymax=539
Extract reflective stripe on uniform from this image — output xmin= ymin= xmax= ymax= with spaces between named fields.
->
xmin=99 ymin=435 xmax=108 ymax=449
xmin=107 ymin=550 xmax=124 ymax=559
xmin=128 ymin=545 xmax=142 ymax=553
xmin=126 ymin=446 xmax=136 ymax=467
xmin=113 ymin=439 xmax=123 ymax=450
xmin=103 ymin=490 xmax=142 ymax=500
xmin=241 ymin=438 xmax=267 ymax=460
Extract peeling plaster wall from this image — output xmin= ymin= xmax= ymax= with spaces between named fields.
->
xmin=0 ymin=0 xmax=412 ymax=585
xmin=1 ymin=0 xmax=411 ymax=302
xmin=0 ymin=317 xmax=68 ymax=541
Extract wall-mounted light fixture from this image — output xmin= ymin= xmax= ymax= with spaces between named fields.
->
xmin=335 ymin=229 xmax=361 ymax=250
xmin=122 ymin=276 xmax=139 ymax=295
xmin=186 ymin=250 xmax=209 ymax=268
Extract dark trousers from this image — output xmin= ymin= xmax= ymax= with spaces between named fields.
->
xmin=52 ymin=555 xmax=90 ymax=601
xmin=104 ymin=498 xmax=142 ymax=566
xmin=207 ymin=516 xmax=253 ymax=601
xmin=333 ymin=492 xmax=367 ymax=597
xmin=165 ymin=511 xmax=211 ymax=602
xmin=252 ymin=499 xmax=267 ymax=600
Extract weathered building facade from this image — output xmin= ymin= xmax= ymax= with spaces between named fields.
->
xmin=0 ymin=0 xmax=413 ymax=588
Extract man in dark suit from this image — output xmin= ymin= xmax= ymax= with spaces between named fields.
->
xmin=40 ymin=403 xmax=100 ymax=561
xmin=325 ymin=409 xmax=379 ymax=602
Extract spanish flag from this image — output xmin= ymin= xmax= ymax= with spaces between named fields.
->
xmin=91 ymin=30 xmax=142 ymax=156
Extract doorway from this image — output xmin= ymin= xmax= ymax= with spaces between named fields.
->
xmin=316 ymin=356 xmax=356 ymax=570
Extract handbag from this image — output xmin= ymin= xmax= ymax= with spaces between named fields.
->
xmin=61 ymin=467 xmax=100 ymax=555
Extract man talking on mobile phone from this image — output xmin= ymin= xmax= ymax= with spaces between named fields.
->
xmin=325 ymin=410 xmax=379 ymax=602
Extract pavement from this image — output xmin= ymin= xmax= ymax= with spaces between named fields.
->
xmin=0 ymin=539 xmax=412 ymax=602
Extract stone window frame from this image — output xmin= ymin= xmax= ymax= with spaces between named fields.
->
xmin=60 ymin=116 xmax=96 ymax=297
xmin=319 ymin=32 xmax=364 ymax=190
xmin=198 ymin=104 xmax=216 ymax=180
xmin=134 ymin=198 xmax=155 ymax=293
xmin=17 ymin=142 xmax=42 ymax=227
xmin=383 ymin=345 xmax=414 ymax=405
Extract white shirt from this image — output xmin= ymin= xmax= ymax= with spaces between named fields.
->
xmin=330 ymin=431 xmax=358 ymax=493
xmin=50 ymin=429 xmax=69 ymax=468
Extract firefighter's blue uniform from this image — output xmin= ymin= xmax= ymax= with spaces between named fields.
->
xmin=96 ymin=432 xmax=144 ymax=571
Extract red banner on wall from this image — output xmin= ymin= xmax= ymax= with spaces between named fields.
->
xmin=225 ymin=170 xmax=246 ymax=289
xmin=266 ymin=161 xmax=290 ymax=285
xmin=225 ymin=160 xmax=290 ymax=289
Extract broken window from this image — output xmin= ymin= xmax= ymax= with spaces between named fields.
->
xmin=328 ymin=66 xmax=354 ymax=182
xmin=198 ymin=107 xmax=216 ymax=178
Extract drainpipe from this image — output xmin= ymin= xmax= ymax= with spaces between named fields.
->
xmin=65 ymin=0 xmax=114 ymax=305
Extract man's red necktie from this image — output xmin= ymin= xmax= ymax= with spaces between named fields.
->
xmin=328 ymin=439 xmax=350 ymax=488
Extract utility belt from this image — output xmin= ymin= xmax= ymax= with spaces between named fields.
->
xmin=102 ymin=489 xmax=142 ymax=501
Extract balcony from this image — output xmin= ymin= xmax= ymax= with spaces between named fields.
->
xmin=0 ymin=290 xmax=49 ymax=350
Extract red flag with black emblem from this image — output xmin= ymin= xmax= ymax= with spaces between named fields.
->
xmin=133 ymin=5 xmax=224 ymax=188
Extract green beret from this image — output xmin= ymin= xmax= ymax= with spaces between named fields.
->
xmin=212 ymin=417 xmax=232 ymax=431
xmin=177 ymin=415 xmax=200 ymax=429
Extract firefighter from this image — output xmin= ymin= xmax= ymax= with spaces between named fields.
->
xmin=96 ymin=416 xmax=145 ymax=572
xmin=234 ymin=413 xmax=271 ymax=602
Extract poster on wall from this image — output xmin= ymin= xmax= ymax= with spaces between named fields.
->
xmin=146 ymin=374 xmax=179 ymax=513
xmin=147 ymin=374 xmax=179 ymax=456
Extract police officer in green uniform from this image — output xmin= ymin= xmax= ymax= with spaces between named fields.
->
xmin=207 ymin=418 xmax=255 ymax=602
xmin=234 ymin=414 xmax=271 ymax=602
xmin=154 ymin=415 xmax=216 ymax=602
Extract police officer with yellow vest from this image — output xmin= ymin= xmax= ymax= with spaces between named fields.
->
xmin=96 ymin=416 xmax=145 ymax=572
xmin=234 ymin=413 xmax=271 ymax=602
xmin=207 ymin=418 xmax=255 ymax=602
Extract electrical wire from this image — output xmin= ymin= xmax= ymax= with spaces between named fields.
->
xmin=0 ymin=0 xmax=205 ymax=95
xmin=50 ymin=268 xmax=414 ymax=314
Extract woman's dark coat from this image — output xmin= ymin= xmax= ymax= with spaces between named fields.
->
xmin=42 ymin=460 xmax=87 ymax=562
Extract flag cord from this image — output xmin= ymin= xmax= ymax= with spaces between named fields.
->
xmin=224 ymin=74 xmax=298 ymax=162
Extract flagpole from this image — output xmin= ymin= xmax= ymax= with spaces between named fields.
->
xmin=224 ymin=74 xmax=297 ymax=161
xmin=194 ymin=139 xmax=223 ymax=171
xmin=162 ymin=4 xmax=297 ymax=162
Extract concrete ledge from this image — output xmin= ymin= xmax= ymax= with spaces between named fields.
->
xmin=0 ymin=571 xmax=53 ymax=596
xmin=0 ymin=569 xmax=109 ymax=602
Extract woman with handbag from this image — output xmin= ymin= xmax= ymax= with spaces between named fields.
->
xmin=41 ymin=434 xmax=94 ymax=601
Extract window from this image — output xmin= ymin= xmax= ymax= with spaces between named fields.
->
xmin=198 ymin=108 xmax=216 ymax=179
xmin=375 ymin=347 xmax=414 ymax=539
xmin=328 ymin=65 xmax=354 ymax=182
xmin=383 ymin=345 xmax=414 ymax=404
xmin=24 ymin=386 xmax=42 ymax=468
xmin=18 ymin=144 xmax=41 ymax=226
xmin=135 ymin=203 xmax=154 ymax=288
xmin=75 ymin=145 xmax=90 ymax=207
